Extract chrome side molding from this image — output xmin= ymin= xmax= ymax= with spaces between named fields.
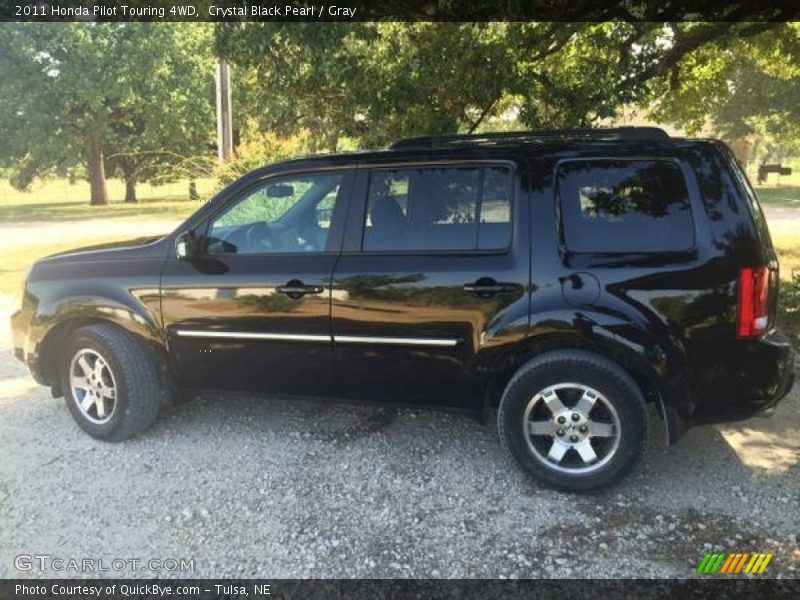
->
xmin=174 ymin=329 xmax=460 ymax=347
xmin=333 ymin=335 xmax=459 ymax=347
xmin=174 ymin=330 xmax=330 ymax=342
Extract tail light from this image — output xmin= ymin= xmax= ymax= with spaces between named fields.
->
xmin=737 ymin=267 xmax=770 ymax=337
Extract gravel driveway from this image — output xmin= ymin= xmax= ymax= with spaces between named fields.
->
xmin=0 ymin=296 xmax=798 ymax=579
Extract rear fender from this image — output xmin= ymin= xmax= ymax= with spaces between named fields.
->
xmin=484 ymin=313 xmax=692 ymax=445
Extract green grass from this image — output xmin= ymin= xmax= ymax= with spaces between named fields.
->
xmin=0 ymin=238 xmax=128 ymax=296
xmin=0 ymin=178 xmax=215 ymax=223
xmin=753 ymin=166 xmax=800 ymax=207
xmin=0 ymin=177 xmax=215 ymax=296
xmin=778 ymin=273 xmax=800 ymax=348
xmin=750 ymin=167 xmax=800 ymax=276
xmin=754 ymin=185 xmax=800 ymax=208
xmin=769 ymin=221 xmax=800 ymax=278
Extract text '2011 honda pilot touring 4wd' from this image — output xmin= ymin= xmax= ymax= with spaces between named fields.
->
xmin=12 ymin=127 xmax=796 ymax=491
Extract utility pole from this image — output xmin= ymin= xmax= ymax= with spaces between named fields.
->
xmin=216 ymin=60 xmax=233 ymax=163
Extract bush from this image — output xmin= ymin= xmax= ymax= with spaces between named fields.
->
xmin=214 ymin=125 xmax=314 ymax=187
xmin=778 ymin=272 xmax=800 ymax=348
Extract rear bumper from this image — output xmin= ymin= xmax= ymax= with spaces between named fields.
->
xmin=759 ymin=367 xmax=795 ymax=417
xmin=690 ymin=330 xmax=795 ymax=425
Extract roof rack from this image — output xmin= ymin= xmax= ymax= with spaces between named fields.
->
xmin=389 ymin=127 xmax=670 ymax=150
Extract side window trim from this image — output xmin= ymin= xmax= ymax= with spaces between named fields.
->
xmin=472 ymin=167 xmax=486 ymax=248
xmin=554 ymin=156 xmax=697 ymax=255
xmin=195 ymin=167 xmax=355 ymax=258
xmin=342 ymin=160 xmax=517 ymax=256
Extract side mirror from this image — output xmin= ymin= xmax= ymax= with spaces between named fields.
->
xmin=175 ymin=231 xmax=194 ymax=260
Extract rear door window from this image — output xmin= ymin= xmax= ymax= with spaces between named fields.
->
xmin=557 ymin=159 xmax=694 ymax=253
xmin=363 ymin=165 xmax=513 ymax=252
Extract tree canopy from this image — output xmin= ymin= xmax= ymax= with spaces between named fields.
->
xmin=649 ymin=23 xmax=800 ymax=160
xmin=0 ymin=23 xmax=215 ymax=204
xmin=215 ymin=22 xmax=794 ymax=149
xmin=0 ymin=20 xmax=798 ymax=205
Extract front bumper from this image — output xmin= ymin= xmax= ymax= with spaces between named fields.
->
xmin=11 ymin=305 xmax=46 ymax=385
xmin=11 ymin=307 xmax=25 ymax=362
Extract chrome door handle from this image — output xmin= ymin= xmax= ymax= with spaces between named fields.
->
xmin=463 ymin=284 xmax=512 ymax=294
xmin=463 ymin=279 xmax=520 ymax=297
xmin=277 ymin=281 xmax=324 ymax=298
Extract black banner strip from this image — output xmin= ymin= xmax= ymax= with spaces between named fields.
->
xmin=2 ymin=0 xmax=800 ymax=22
xmin=2 ymin=578 xmax=800 ymax=600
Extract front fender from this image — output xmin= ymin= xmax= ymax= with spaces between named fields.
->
xmin=20 ymin=261 xmax=163 ymax=386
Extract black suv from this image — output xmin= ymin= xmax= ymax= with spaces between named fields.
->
xmin=11 ymin=127 xmax=795 ymax=491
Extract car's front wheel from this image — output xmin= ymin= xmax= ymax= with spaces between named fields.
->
xmin=498 ymin=350 xmax=648 ymax=492
xmin=60 ymin=324 xmax=165 ymax=441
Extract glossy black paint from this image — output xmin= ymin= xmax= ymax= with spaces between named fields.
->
xmin=329 ymin=159 xmax=530 ymax=410
xmin=11 ymin=137 xmax=795 ymax=443
xmin=159 ymin=168 xmax=356 ymax=396
xmin=161 ymin=253 xmax=338 ymax=395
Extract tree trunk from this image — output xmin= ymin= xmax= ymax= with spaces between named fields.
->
xmin=86 ymin=134 xmax=109 ymax=206
xmin=189 ymin=178 xmax=199 ymax=200
xmin=124 ymin=176 xmax=137 ymax=203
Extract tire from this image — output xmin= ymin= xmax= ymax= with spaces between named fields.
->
xmin=498 ymin=350 xmax=648 ymax=493
xmin=60 ymin=324 xmax=166 ymax=441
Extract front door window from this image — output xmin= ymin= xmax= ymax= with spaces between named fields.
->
xmin=207 ymin=172 xmax=344 ymax=255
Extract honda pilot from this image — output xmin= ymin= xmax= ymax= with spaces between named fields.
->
xmin=11 ymin=127 xmax=795 ymax=491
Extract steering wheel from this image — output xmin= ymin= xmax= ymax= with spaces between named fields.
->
xmin=243 ymin=221 xmax=278 ymax=252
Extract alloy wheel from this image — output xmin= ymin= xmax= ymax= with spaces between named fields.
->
xmin=69 ymin=348 xmax=117 ymax=425
xmin=523 ymin=383 xmax=621 ymax=474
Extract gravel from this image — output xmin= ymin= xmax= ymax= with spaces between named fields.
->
xmin=0 ymin=302 xmax=797 ymax=578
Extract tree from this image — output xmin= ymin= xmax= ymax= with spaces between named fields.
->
xmin=0 ymin=23 xmax=215 ymax=205
xmin=647 ymin=24 xmax=800 ymax=161
xmin=216 ymin=22 xmax=362 ymax=153
xmin=105 ymin=26 xmax=216 ymax=202
xmin=215 ymin=20 xmax=788 ymax=150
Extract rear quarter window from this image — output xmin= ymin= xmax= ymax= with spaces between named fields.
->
xmin=557 ymin=159 xmax=694 ymax=253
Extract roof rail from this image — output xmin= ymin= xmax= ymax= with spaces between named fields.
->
xmin=389 ymin=127 xmax=670 ymax=150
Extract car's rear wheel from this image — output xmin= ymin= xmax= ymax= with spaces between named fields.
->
xmin=498 ymin=350 xmax=648 ymax=492
xmin=60 ymin=324 xmax=165 ymax=441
